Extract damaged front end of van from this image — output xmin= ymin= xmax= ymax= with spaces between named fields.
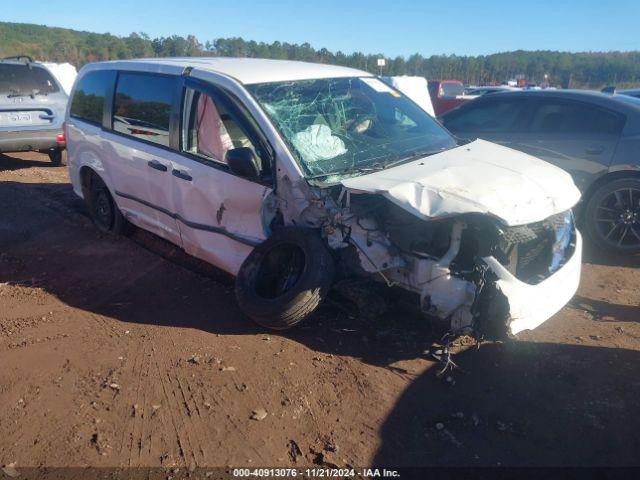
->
xmin=242 ymin=77 xmax=582 ymax=338
xmin=271 ymin=139 xmax=582 ymax=338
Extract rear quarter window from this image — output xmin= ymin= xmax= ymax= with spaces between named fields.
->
xmin=70 ymin=70 xmax=115 ymax=125
xmin=527 ymin=100 xmax=625 ymax=135
xmin=113 ymin=72 xmax=178 ymax=148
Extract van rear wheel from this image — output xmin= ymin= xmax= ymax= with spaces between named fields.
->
xmin=235 ymin=227 xmax=335 ymax=330
xmin=86 ymin=174 xmax=131 ymax=235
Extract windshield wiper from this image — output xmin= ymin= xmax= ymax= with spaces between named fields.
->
xmin=390 ymin=146 xmax=449 ymax=166
xmin=7 ymin=88 xmax=46 ymax=98
xmin=307 ymin=146 xmax=453 ymax=182
xmin=307 ymin=149 xmax=449 ymax=182
xmin=6 ymin=88 xmax=25 ymax=98
xmin=307 ymin=165 xmax=387 ymax=181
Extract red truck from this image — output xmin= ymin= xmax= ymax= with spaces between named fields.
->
xmin=428 ymin=80 xmax=466 ymax=115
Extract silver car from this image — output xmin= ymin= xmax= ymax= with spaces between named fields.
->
xmin=441 ymin=90 xmax=640 ymax=254
xmin=0 ymin=56 xmax=67 ymax=164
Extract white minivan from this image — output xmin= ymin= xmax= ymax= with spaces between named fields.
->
xmin=66 ymin=58 xmax=582 ymax=338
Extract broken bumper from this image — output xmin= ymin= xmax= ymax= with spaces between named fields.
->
xmin=482 ymin=231 xmax=582 ymax=335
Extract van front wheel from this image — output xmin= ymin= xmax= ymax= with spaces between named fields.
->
xmin=235 ymin=227 xmax=335 ymax=330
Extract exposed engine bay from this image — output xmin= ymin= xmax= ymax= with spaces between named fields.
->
xmin=298 ymin=185 xmax=578 ymax=339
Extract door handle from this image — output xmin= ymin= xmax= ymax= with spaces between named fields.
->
xmin=147 ymin=160 xmax=168 ymax=172
xmin=585 ymin=146 xmax=605 ymax=155
xmin=39 ymin=113 xmax=55 ymax=120
xmin=172 ymin=169 xmax=192 ymax=181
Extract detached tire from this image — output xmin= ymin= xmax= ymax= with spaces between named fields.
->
xmin=235 ymin=227 xmax=335 ymax=330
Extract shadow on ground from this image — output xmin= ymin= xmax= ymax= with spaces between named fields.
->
xmin=582 ymin=239 xmax=640 ymax=268
xmin=0 ymin=180 xmax=436 ymax=368
xmin=570 ymin=295 xmax=640 ymax=323
xmin=3 ymin=176 xmax=640 ymax=467
xmin=373 ymin=341 xmax=640 ymax=467
xmin=0 ymin=152 xmax=58 ymax=171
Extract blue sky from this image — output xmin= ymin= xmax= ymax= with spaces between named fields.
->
xmin=2 ymin=0 xmax=639 ymax=57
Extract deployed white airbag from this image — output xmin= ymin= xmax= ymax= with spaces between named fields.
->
xmin=292 ymin=124 xmax=347 ymax=163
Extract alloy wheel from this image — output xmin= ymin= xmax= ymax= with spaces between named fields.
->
xmin=594 ymin=187 xmax=640 ymax=248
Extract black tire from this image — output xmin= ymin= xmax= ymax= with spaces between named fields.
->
xmin=86 ymin=173 xmax=131 ymax=235
xmin=48 ymin=149 xmax=63 ymax=166
xmin=235 ymin=227 xmax=335 ymax=330
xmin=584 ymin=177 xmax=640 ymax=255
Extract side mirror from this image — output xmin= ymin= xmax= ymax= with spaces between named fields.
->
xmin=226 ymin=147 xmax=261 ymax=181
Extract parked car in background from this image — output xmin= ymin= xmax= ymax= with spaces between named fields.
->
xmin=619 ymin=89 xmax=640 ymax=100
xmin=66 ymin=58 xmax=581 ymax=338
xmin=0 ymin=56 xmax=67 ymax=164
xmin=440 ymin=90 xmax=640 ymax=254
xmin=463 ymin=85 xmax=520 ymax=99
xmin=428 ymin=79 xmax=465 ymax=115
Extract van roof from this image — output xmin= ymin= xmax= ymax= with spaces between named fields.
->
xmin=82 ymin=57 xmax=373 ymax=85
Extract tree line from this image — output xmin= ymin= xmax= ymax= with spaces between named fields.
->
xmin=2 ymin=21 xmax=639 ymax=88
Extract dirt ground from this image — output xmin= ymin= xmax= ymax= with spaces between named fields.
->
xmin=1 ymin=151 xmax=639 ymax=470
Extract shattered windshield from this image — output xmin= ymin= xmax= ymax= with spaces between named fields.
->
xmin=0 ymin=64 xmax=60 ymax=96
xmin=247 ymin=77 xmax=456 ymax=184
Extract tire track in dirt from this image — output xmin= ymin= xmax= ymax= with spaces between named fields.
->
xmin=159 ymin=331 xmax=222 ymax=466
xmin=169 ymin=372 xmax=208 ymax=460
xmin=124 ymin=336 xmax=153 ymax=467
xmin=116 ymin=327 xmax=148 ymax=464
xmin=115 ymin=325 xmax=197 ymax=467
xmin=154 ymin=356 xmax=198 ymax=467
xmin=133 ymin=342 xmax=159 ymax=467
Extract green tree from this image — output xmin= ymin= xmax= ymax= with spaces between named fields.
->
xmin=1 ymin=21 xmax=640 ymax=89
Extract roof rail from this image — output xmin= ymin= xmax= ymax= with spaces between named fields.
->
xmin=2 ymin=55 xmax=34 ymax=63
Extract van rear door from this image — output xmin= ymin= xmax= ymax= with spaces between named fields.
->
xmin=106 ymin=72 xmax=182 ymax=245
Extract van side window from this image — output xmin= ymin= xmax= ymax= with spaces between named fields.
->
xmin=70 ymin=70 xmax=114 ymax=125
xmin=113 ymin=73 xmax=178 ymax=147
xmin=183 ymin=89 xmax=260 ymax=166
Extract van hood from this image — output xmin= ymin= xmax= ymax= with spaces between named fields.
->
xmin=340 ymin=139 xmax=581 ymax=226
